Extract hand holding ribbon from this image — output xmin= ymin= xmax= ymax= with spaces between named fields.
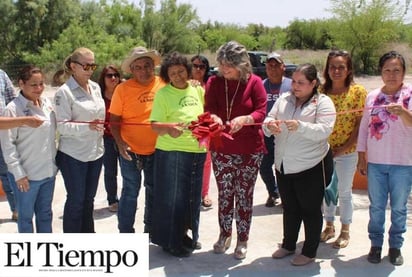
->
xmin=188 ymin=112 xmax=233 ymax=149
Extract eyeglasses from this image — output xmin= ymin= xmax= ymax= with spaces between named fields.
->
xmin=192 ymin=64 xmax=206 ymax=70
xmin=105 ymin=73 xmax=120 ymax=79
xmin=73 ymin=61 xmax=98 ymax=71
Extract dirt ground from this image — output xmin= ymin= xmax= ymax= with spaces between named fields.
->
xmin=354 ymin=75 xmax=412 ymax=92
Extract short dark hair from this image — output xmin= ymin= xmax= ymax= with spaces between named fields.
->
xmin=18 ymin=65 xmax=42 ymax=83
xmin=190 ymin=54 xmax=210 ymax=83
xmin=159 ymin=52 xmax=190 ymax=83
xmin=378 ymin=51 xmax=406 ymax=74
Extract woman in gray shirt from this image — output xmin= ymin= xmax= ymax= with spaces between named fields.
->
xmin=0 ymin=65 xmax=57 ymax=233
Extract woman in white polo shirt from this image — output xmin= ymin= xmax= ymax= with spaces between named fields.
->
xmin=54 ymin=47 xmax=105 ymax=233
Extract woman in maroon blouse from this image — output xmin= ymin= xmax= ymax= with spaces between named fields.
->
xmin=205 ymin=41 xmax=267 ymax=260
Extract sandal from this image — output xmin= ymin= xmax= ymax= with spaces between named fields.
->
xmin=320 ymin=225 xmax=335 ymax=242
xmin=333 ymin=230 xmax=350 ymax=249
xmin=202 ymin=196 xmax=212 ymax=207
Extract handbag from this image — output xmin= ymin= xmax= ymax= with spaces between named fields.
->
xmin=322 ymin=160 xmax=338 ymax=206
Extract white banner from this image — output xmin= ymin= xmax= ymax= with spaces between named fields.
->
xmin=0 ymin=234 xmax=148 ymax=277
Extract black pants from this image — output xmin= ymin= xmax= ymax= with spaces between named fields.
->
xmin=276 ymin=149 xmax=333 ymax=258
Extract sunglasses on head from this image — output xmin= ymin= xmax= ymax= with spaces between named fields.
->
xmin=73 ymin=61 xmax=98 ymax=71
xmin=192 ymin=63 xmax=206 ymax=70
xmin=328 ymin=50 xmax=349 ymax=57
xmin=105 ymin=73 xmax=120 ymax=79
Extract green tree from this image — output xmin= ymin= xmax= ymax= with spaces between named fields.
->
xmin=156 ymin=0 xmax=201 ymax=54
xmin=141 ymin=0 xmax=163 ymax=50
xmin=284 ymin=19 xmax=331 ymax=50
xmin=101 ymin=0 xmax=143 ymax=40
xmin=0 ymin=0 xmax=17 ymax=61
xmin=329 ymin=0 xmax=404 ymax=73
xmin=14 ymin=0 xmax=81 ymax=54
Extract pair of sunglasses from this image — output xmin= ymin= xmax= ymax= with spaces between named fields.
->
xmin=73 ymin=61 xmax=98 ymax=71
xmin=192 ymin=64 xmax=206 ymax=70
xmin=105 ymin=73 xmax=120 ymax=79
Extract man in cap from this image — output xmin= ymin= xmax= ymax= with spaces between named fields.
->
xmin=110 ymin=46 xmax=165 ymax=233
xmin=261 ymin=52 xmax=292 ymax=207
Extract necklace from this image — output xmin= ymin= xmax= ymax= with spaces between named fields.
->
xmin=225 ymin=79 xmax=241 ymax=124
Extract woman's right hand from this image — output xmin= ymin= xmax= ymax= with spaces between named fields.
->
xmin=210 ymin=114 xmax=224 ymax=129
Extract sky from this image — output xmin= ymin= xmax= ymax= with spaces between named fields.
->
xmin=176 ymin=0 xmax=333 ymax=27
xmin=131 ymin=0 xmax=333 ymax=27
xmin=130 ymin=1 xmax=412 ymax=27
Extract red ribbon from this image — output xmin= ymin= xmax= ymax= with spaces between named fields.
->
xmin=188 ymin=112 xmax=233 ymax=149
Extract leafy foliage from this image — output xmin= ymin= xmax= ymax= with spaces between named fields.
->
xmin=0 ymin=0 xmax=411 ymax=77
xmin=329 ymin=0 xmax=404 ymax=73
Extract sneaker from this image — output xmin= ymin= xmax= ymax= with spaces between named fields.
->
xmin=388 ymin=248 xmax=403 ymax=266
xmin=367 ymin=246 xmax=382 ymax=264
xmin=108 ymin=203 xmax=118 ymax=212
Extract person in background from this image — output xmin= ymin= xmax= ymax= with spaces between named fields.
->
xmin=0 ymin=68 xmax=19 ymax=222
xmin=110 ymin=46 xmax=164 ymax=233
xmin=260 ymin=52 xmax=292 ymax=207
xmin=98 ymin=65 xmax=122 ymax=213
xmin=54 ymin=47 xmax=105 ymax=233
xmin=357 ymin=51 xmax=412 ymax=266
xmin=150 ymin=52 xmax=206 ymax=258
xmin=0 ymin=65 xmax=57 ymax=233
xmin=190 ymin=54 xmax=213 ymax=208
xmin=205 ymin=41 xmax=266 ymax=260
xmin=263 ymin=63 xmax=336 ymax=266
xmin=320 ymin=50 xmax=367 ymax=248
xmin=52 ymin=69 xmax=67 ymax=87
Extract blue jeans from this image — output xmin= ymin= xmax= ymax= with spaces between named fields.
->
xmin=103 ymin=136 xmax=119 ymax=205
xmin=367 ymin=163 xmax=412 ymax=249
xmin=15 ymin=176 xmax=55 ymax=233
xmin=0 ymin=146 xmax=17 ymax=213
xmin=0 ymin=173 xmax=17 ymax=213
xmin=117 ymin=152 xmax=154 ymax=233
xmin=324 ymin=152 xmax=357 ymax=224
xmin=259 ymin=135 xmax=278 ymax=197
xmin=151 ymin=150 xmax=206 ymax=250
xmin=56 ymin=151 xmax=103 ymax=233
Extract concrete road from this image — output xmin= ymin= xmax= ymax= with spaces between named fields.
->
xmin=1 ymin=170 xmax=411 ymax=277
